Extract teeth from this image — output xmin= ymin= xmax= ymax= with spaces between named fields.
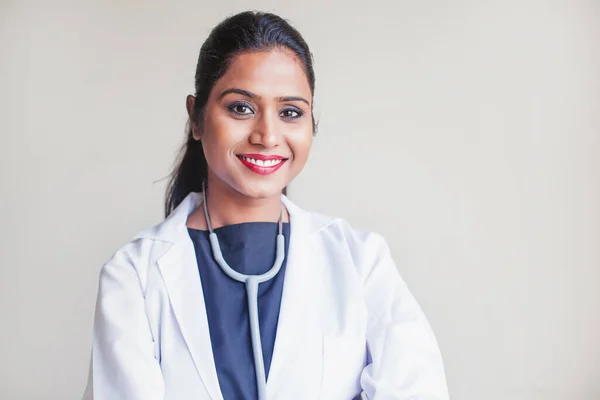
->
xmin=241 ymin=156 xmax=283 ymax=167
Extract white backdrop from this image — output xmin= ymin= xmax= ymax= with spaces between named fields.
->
xmin=1 ymin=0 xmax=599 ymax=399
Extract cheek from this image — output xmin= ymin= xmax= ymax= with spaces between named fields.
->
xmin=289 ymin=130 xmax=313 ymax=164
xmin=202 ymin=111 xmax=240 ymax=155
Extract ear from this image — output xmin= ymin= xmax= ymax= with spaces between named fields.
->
xmin=186 ymin=95 xmax=202 ymax=140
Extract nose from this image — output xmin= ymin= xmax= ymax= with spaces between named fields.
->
xmin=249 ymin=111 xmax=280 ymax=148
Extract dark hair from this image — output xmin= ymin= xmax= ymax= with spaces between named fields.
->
xmin=164 ymin=11 xmax=316 ymax=217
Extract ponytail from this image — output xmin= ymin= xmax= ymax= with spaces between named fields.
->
xmin=164 ymin=125 xmax=207 ymax=217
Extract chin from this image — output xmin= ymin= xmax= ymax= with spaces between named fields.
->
xmin=236 ymin=180 xmax=285 ymax=199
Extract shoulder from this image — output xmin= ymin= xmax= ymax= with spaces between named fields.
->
xmin=97 ymin=231 xmax=180 ymax=300
xmin=284 ymin=195 xmax=385 ymax=245
xmin=298 ymin=204 xmax=388 ymax=249
xmin=101 ymin=192 xmax=201 ymax=273
xmin=103 ymin=237 xmax=156 ymax=269
xmin=100 ymin=218 xmax=182 ymax=284
xmin=300 ymin=208 xmax=393 ymax=276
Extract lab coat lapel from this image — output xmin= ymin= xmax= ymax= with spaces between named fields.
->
xmin=267 ymin=197 xmax=324 ymax=394
xmin=154 ymin=196 xmax=223 ymax=400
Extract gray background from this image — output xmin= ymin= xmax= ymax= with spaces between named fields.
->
xmin=1 ymin=0 xmax=599 ymax=399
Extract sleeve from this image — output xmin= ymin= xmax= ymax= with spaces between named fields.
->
xmin=83 ymin=261 xmax=165 ymax=400
xmin=357 ymin=233 xmax=449 ymax=399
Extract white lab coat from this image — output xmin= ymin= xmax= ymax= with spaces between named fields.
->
xmin=83 ymin=193 xmax=449 ymax=400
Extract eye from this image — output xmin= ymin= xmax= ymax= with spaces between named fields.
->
xmin=280 ymin=108 xmax=303 ymax=120
xmin=228 ymin=102 xmax=254 ymax=116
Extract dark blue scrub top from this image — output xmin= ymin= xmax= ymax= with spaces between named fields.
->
xmin=188 ymin=222 xmax=290 ymax=400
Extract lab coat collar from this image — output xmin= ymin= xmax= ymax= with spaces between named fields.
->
xmin=134 ymin=191 xmax=334 ymax=243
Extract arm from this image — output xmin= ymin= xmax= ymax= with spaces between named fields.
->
xmin=358 ymin=234 xmax=449 ymax=399
xmin=83 ymin=260 xmax=165 ymax=400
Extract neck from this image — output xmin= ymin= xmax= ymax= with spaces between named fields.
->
xmin=201 ymin=175 xmax=285 ymax=230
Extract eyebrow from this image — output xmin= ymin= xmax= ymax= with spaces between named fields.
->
xmin=218 ymin=88 xmax=310 ymax=106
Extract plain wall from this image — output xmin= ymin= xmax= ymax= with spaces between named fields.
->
xmin=1 ymin=0 xmax=598 ymax=399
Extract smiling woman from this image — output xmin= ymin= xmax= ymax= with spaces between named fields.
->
xmin=184 ymin=48 xmax=313 ymax=211
xmin=83 ymin=10 xmax=449 ymax=400
xmin=164 ymin=14 xmax=317 ymax=219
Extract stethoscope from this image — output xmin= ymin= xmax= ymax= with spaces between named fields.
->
xmin=202 ymin=180 xmax=285 ymax=400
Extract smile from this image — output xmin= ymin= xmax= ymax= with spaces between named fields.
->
xmin=239 ymin=156 xmax=283 ymax=167
xmin=237 ymin=154 xmax=288 ymax=175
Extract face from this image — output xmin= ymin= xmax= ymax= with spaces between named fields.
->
xmin=187 ymin=49 xmax=314 ymax=199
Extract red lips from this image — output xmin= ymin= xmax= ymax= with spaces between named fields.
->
xmin=237 ymin=154 xmax=288 ymax=175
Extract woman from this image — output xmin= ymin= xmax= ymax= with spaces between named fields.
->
xmin=83 ymin=11 xmax=449 ymax=400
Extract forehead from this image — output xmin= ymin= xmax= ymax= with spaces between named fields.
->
xmin=213 ymin=49 xmax=312 ymax=99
